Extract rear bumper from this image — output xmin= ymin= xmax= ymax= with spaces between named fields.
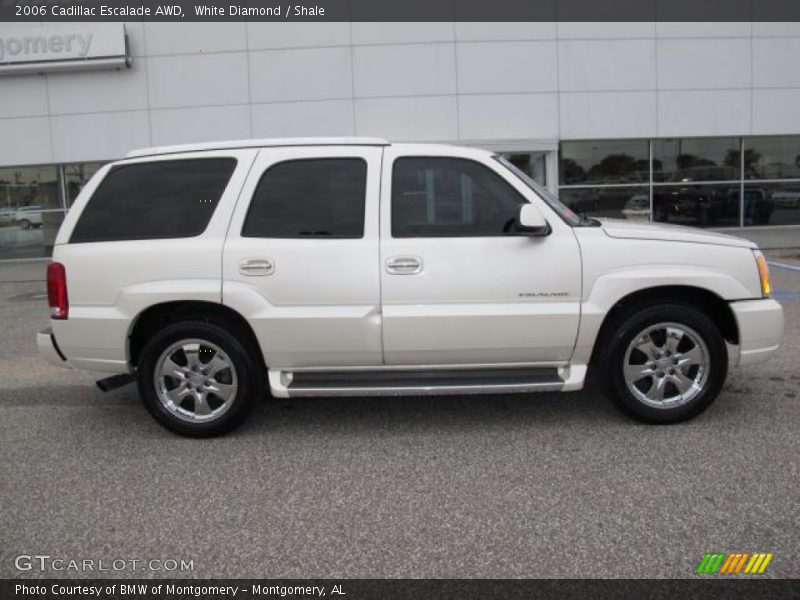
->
xmin=730 ymin=298 xmax=784 ymax=366
xmin=37 ymin=327 xmax=70 ymax=369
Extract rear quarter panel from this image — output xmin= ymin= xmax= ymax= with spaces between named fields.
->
xmin=51 ymin=149 xmax=258 ymax=372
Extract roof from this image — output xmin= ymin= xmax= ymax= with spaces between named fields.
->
xmin=125 ymin=137 xmax=391 ymax=158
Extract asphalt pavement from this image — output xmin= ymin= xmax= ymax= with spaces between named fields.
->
xmin=1 ymin=253 xmax=798 ymax=579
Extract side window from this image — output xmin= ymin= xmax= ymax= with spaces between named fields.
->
xmin=70 ymin=158 xmax=236 ymax=243
xmin=392 ymin=157 xmax=527 ymax=237
xmin=242 ymin=158 xmax=367 ymax=238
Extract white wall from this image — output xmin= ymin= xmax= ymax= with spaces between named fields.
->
xmin=1 ymin=21 xmax=800 ymax=166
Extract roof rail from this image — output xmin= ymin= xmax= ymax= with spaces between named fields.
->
xmin=126 ymin=137 xmax=391 ymax=158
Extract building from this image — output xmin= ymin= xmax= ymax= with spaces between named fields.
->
xmin=1 ymin=21 xmax=799 ymax=260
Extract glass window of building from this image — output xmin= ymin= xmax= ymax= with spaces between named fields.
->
xmin=652 ymin=138 xmax=740 ymax=182
xmin=744 ymin=136 xmax=800 ymax=180
xmin=558 ymin=140 xmax=649 ymax=220
xmin=63 ymin=162 xmax=106 ymax=207
xmin=652 ymin=185 xmax=741 ymax=228
xmin=0 ymin=165 xmax=61 ymax=211
xmin=0 ymin=165 xmax=63 ymax=259
xmin=559 ymin=140 xmax=649 ymax=185
xmin=744 ymin=182 xmax=800 ymax=226
xmin=559 ymin=187 xmax=650 ymax=221
xmin=502 ymin=152 xmax=547 ymax=187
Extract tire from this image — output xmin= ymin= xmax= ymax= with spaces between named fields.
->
xmin=137 ymin=319 xmax=260 ymax=437
xmin=598 ymin=303 xmax=728 ymax=424
xmin=19 ymin=219 xmax=31 ymax=230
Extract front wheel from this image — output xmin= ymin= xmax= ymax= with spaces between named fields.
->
xmin=137 ymin=320 xmax=259 ymax=436
xmin=599 ymin=304 xmax=728 ymax=423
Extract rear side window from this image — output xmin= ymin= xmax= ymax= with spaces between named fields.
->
xmin=70 ymin=158 xmax=237 ymax=243
xmin=242 ymin=158 xmax=366 ymax=238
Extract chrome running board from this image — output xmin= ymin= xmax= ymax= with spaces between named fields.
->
xmin=268 ymin=365 xmax=587 ymax=398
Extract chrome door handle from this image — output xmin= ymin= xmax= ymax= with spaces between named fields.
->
xmin=386 ymin=256 xmax=422 ymax=275
xmin=239 ymin=258 xmax=274 ymax=276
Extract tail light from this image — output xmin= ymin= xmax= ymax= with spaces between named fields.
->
xmin=47 ymin=262 xmax=68 ymax=319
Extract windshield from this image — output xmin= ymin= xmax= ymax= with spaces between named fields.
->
xmin=493 ymin=155 xmax=582 ymax=226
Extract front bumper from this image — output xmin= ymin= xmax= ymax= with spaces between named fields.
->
xmin=37 ymin=327 xmax=70 ymax=369
xmin=730 ymin=298 xmax=784 ymax=366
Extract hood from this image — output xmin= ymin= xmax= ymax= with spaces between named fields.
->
xmin=597 ymin=218 xmax=756 ymax=249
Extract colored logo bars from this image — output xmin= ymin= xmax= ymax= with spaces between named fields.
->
xmin=696 ymin=552 xmax=774 ymax=574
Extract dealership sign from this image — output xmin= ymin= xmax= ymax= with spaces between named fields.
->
xmin=0 ymin=24 xmax=128 ymax=75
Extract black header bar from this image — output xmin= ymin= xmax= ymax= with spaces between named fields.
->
xmin=2 ymin=0 xmax=800 ymax=22
xmin=3 ymin=579 xmax=800 ymax=600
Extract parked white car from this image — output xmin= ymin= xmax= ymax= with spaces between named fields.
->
xmin=15 ymin=205 xmax=43 ymax=230
xmin=772 ymin=190 xmax=800 ymax=209
xmin=38 ymin=138 xmax=784 ymax=436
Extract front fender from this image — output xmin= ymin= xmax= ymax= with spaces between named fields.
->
xmin=571 ymin=265 xmax=756 ymax=365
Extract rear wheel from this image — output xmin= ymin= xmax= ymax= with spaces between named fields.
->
xmin=599 ymin=303 xmax=728 ymax=423
xmin=137 ymin=320 xmax=259 ymax=436
xmin=19 ymin=219 xmax=31 ymax=230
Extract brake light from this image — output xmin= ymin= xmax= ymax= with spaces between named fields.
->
xmin=753 ymin=250 xmax=771 ymax=298
xmin=47 ymin=262 xmax=68 ymax=319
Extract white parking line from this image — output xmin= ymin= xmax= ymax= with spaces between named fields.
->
xmin=768 ymin=261 xmax=800 ymax=273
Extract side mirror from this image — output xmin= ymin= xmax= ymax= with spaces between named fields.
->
xmin=513 ymin=204 xmax=551 ymax=237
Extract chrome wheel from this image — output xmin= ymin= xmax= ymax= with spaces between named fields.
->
xmin=623 ymin=322 xmax=710 ymax=409
xmin=154 ymin=338 xmax=238 ymax=423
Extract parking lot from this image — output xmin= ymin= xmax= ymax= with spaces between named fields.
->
xmin=1 ymin=254 xmax=798 ymax=579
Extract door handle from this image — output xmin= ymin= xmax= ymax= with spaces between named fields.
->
xmin=239 ymin=258 xmax=274 ymax=276
xmin=386 ymin=256 xmax=422 ymax=275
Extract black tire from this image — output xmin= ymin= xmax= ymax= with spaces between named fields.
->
xmin=598 ymin=303 xmax=728 ymax=424
xmin=19 ymin=219 xmax=31 ymax=230
xmin=137 ymin=319 xmax=260 ymax=437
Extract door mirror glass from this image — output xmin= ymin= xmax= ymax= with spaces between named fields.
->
xmin=514 ymin=203 xmax=550 ymax=236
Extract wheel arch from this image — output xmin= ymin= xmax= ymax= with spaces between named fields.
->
xmin=128 ymin=301 xmax=265 ymax=370
xmin=588 ymin=285 xmax=739 ymax=366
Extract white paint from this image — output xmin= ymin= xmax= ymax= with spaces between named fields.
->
xmin=43 ymin=142 xmax=783 ymax=397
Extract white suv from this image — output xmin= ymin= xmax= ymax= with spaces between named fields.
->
xmin=37 ymin=138 xmax=784 ymax=436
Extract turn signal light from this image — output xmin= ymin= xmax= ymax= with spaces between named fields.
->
xmin=754 ymin=250 xmax=771 ymax=297
xmin=47 ymin=262 xmax=69 ymax=319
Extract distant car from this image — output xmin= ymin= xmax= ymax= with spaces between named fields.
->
xmin=772 ymin=190 xmax=800 ymax=209
xmin=0 ymin=208 xmax=16 ymax=226
xmin=653 ymin=187 xmax=713 ymax=225
xmin=14 ymin=206 xmax=43 ymax=230
xmin=622 ymin=194 xmax=650 ymax=219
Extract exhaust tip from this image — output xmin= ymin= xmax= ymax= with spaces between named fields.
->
xmin=96 ymin=373 xmax=135 ymax=393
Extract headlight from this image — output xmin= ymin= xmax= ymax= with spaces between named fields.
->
xmin=753 ymin=249 xmax=771 ymax=297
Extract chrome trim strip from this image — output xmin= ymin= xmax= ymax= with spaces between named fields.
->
xmin=287 ymin=362 xmax=568 ymax=373
xmin=287 ymin=381 xmax=565 ymax=397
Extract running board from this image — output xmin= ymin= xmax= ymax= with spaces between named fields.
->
xmin=268 ymin=365 xmax=587 ymax=398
